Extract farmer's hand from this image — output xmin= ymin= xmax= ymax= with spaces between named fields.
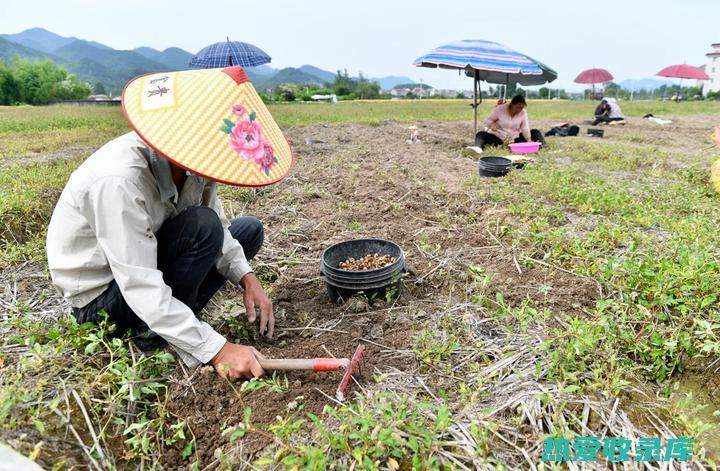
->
xmin=240 ymin=272 xmax=274 ymax=338
xmin=210 ymin=342 xmax=265 ymax=380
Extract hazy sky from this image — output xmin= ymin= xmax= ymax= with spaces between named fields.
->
xmin=2 ymin=0 xmax=718 ymax=90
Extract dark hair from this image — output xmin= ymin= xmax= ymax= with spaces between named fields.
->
xmin=510 ymin=95 xmax=526 ymax=106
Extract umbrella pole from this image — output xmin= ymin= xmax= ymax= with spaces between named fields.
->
xmin=473 ymin=70 xmax=479 ymax=135
xmin=677 ymin=78 xmax=683 ymax=102
xmin=504 ymin=73 xmax=509 ymax=101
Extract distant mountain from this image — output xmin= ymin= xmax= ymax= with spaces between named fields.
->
xmin=619 ymin=78 xmax=674 ymax=91
xmin=1 ymin=27 xmax=109 ymax=53
xmin=251 ymin=64 xmax=278 ymax=76
xmin=298 ymin=65 xmax=335 ymax=84
xmin=55 ymin=40 xmax=166 ymax=71
xmin=133 ymin=46 xmax=193 ymax=70
xmin=245 ymin=64 xmax=277 ymax=84
xmin=375 ymin=75 xmax=416 ymax=90
xmin=133 ymin=47 xmax=160 ymax=58
xmin=0 ymin=36 xmax=55 ymax=63
xmin=392 ymin=82 xmax=431 ymax=90
xmin=256 ymin=67 xmax=325 ymax=89
xmin=54 ymin=40 xmax=169 ymax=91
xmin=0 ymin=27 xmax=427 ymax=95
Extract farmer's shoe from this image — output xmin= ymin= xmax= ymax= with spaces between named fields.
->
xmin=131 ymin=324 xmax=167 ymax=352
xmin=474 ymin=132 xmax=485 ymax=148
xmin=530 ymin=129 xmax=545 ymax=146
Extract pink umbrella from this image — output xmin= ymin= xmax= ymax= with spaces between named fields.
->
xmin=574 ymin=68 xmax=614 ymax=96
xmin=575 ymin=68 xmax=614 ymax=84
xmin=657 ymin=64 xmax=709 ymax=80
xmin=656 ymin=64 xmax=710 ymax=100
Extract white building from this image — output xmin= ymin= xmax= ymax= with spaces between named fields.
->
xmin=698 ymin=43 xmax=720 ymax=96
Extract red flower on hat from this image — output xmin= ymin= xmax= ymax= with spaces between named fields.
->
xmin=257 ymin=142 xmax=277 ymax=175
xmin=229 ymin=119 xmax=265 ymax=162
xmin=222 ymin=105 xmax=278 ymax=174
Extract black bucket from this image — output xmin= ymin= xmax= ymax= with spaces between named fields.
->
xmin=320 ymin=239 xmax=406 ymax=304
xmin=479 ymin=156 xmax=512 ymax=178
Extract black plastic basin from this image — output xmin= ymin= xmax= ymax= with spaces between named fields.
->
xmin=320 ymin=239 xmax=406 ymax=304
xmin=479 ymin=156 xmax=512 ymax=178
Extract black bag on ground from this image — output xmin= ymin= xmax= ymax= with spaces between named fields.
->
xmin=545 ymin=125 xmax=579 ymax=137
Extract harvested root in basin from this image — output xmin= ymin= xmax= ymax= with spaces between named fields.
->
xmin=339 ymin=253 xmax=396 ymax=271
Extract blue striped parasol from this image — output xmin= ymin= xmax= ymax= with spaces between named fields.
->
xmin=414 ymin=40 xmax=556 ymax=133
xmin=189 ymin=39 xmax=271 ymax=69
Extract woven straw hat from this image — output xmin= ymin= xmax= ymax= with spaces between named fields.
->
xmin=122 ymin=66 xmax=293 ymax=187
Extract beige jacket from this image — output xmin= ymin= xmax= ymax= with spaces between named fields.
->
xmin=47 ymin=132 xmax=252 ymax=367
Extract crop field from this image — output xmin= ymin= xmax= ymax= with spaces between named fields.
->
xmin=2 ymin=100 xmax=720 ymax=469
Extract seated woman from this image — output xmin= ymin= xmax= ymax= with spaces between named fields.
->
xmin=592 ymin=97 xmax=625 ymax=125
xmin=594 ymin=99 xmax=610 ymax=120
xmin=475 ymin=95 xmax=544 ymax=149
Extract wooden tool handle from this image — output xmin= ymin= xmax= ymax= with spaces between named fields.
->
xmin=259 ymin=358 xmax=349 ymax=372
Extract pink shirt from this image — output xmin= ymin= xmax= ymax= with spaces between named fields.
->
xmin=483 ymin=104 xmax=531 ymax=141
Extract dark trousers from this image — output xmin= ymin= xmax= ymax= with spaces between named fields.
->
xmin=475 ymin=129 xmax=545 ymax=149
xmin=74 ymin=206 xmax=264 ymax=337
xmin=592 ymin=116 xmax=624 ymax=125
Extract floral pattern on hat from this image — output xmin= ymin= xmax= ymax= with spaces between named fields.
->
xmin=221 ymin=106 xmax=279 ymax=175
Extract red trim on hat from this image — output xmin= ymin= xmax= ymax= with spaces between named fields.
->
xmin=222 ymin=66 xmax=249 ymax=84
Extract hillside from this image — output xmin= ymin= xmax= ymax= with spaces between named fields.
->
xmin=55 ymin=40 xmax=168 ymax=71
xmin=133 ymin=46 xmax=194 ymax=70
xmin=54 ymin=40 xmax=170 ymax=91
xmin=298 ymin=65 xmax=335 ymax=84
xmin=619 ymin=78 xmax=674 ymax=91
xmin=0 ymin=27 xmax=424 ymax=94
xmin=256 ymin=67 xmax=325 ymax=89
xmin=1 ymin=27 xmax=110 ymax=53
xmin=0 ymin=36 xmax=55 ymax=63
xmin=392 ymin=82 xmax=431 ymax=90
xmin=376 ymin=75 xmax=415 ymax=90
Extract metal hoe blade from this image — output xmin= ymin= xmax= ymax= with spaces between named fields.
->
xmin=336 ymin=345 xmax=366 ymax=400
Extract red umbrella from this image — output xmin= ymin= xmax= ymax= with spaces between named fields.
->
xmin=575 ymin=68 xmax=614 ymax=84
xmin=657 ymin=64 xmax=709 ymax=80
xmin=656 ymin=64 xmax=709 ymax=101
xmin=574 ymin=68 xmax=614 ymax=96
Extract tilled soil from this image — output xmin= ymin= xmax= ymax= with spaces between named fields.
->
xmin=4 ymin=110 xmax=718 ymax=469
xmin=161 ymin=118 xmax=612 ymax=466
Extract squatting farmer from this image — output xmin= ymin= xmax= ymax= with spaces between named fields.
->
xmin=46 ymin=67 xmax=294 ymax=380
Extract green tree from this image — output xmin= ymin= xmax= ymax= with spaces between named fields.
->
xmin=276 ymin=84 xmax=296 ymax=102
xmin=355 ymin=73 xmax=380 ymax=99
xmin=57 ymin=76 xmax=92 ymax=100
xmin=333 ymin=69 xmax=354 ymax=96
xmin=12 ymin=59 xmax=66 ymax=103
xmin=604 ymin=81 xmax=622 ymax=97
xmin=10 ymin=59 xmax=90 ymax=104
xmin=0 ymin=61 xmax=19 ymax=105
xmin=93 ymin=82 xmax=107 ymax=95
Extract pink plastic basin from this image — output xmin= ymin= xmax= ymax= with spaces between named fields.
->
xmin=509 ymin=142 xmax=541 ymax=154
